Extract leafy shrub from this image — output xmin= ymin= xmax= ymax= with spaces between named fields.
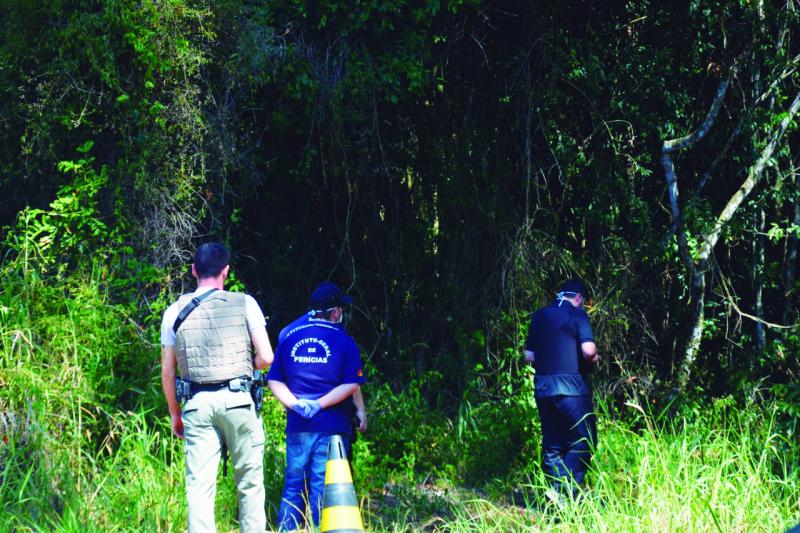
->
xmin=358 ymin=372 xmax=458 ymax=486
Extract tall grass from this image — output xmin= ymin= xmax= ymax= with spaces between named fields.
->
xmin=0 ymin=260 xmax=797 ymax=531
xmin=361 ymin=403 xmax=799 ymax=532
xmin=0 ymin=261 xmax=288 ymax=531
xmin=0 ymin=266 xmax=177 ymax=531
xmin=435 ymin=413 xmax=799 ymax=532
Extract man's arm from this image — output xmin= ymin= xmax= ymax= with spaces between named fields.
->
xmin=250 ymin=326 xmax=274 ymax=369
xmin=318 ymin=383 xmax=359 ymax=409
xmin=353 ymin=388 xmax=367 ymax=432
xmin=268 ymin=379 xmax=300 ymax=409
xmin=161 ymin=346 xmax=184 ymax=439
xmin=576 ymin=310 xmax=599 ymax=365
xmin=581 ymin=341 xmax=599 ymax=364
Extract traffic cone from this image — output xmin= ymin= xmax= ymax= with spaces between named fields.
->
xmin=320 ymin=434 xmax=364 ymax=532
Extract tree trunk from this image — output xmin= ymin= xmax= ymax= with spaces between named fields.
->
xmin=679 ymin=265 xmax=707 ymax=389
xmin=753 ymin=209 xmax=766 ymax=349
xmin=676 ymin=89 xmax=800 ymax=388
xmin=662 ymin=78 xmax=730 ymax=387
xmin=784 ymin=189 xmax=800 ymax=325
xmin=524 ymin=69 xmax=533 ymax=221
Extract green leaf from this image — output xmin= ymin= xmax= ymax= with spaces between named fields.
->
xmin=76 ymin=140 xmax=94 ymax=153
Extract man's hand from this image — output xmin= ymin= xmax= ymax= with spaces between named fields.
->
xmin=581 ymin=341 xmax=599 ymax=365
xmin=291 ymin=399 xmax=322 ymax=419
xmin=170 ymin=412 xmax=185 ymax=439
xmin=303 ymin=399 xmax=321 ymax=418
xmin=291 ymin=399 xmax=310 ymax=417
xmin=355 ymin=409 xmax=367 ymax=433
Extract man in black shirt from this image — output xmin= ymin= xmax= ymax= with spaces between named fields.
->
xmin=524 ymin=279 xmax=599 ymax=502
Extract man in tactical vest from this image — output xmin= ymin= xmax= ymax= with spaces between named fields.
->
xmin=160 ymin=242 xmax=274 ymax=533
xmin=523 ymin=279 xmax=599 ymax=504
xmin=267 ymin=282 xmax=366 ymax=531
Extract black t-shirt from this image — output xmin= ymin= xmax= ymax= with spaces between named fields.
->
xmin=525 ymin=300 xmax=595 ymax=396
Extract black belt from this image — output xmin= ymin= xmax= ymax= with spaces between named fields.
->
xmin=190 ymin=377 xmax=250 ymax=395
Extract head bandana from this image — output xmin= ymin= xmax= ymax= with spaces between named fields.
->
xmin=556 ymin=291 xmax=578 ymax=307
xmin=309 ymin=307 xmax=343 ymax=323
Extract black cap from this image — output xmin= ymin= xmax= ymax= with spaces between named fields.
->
xmin=558 ymin=279 xmax=588 ymax=297
xmin=309 ymin=282 xmax=353 ymax=311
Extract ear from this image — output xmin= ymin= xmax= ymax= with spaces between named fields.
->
xmin=221 ymin=265 xmax=230 ymax=279
xmin=191 ymin=264 xmax=198 ymax=279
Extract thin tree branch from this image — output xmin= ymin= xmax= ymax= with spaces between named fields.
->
xmin=697 ymin=90 xmax=800 ymax=261
xmin=696 ymin=119 xmax=744 ymax=194
xmin=719 ymin=269 xmax=799 ymax=329
xmin=663 ymin=78 xmax=731 ymax=154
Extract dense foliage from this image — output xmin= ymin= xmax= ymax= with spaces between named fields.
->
xmin=1 ymin=0 xmax=799 ymax=530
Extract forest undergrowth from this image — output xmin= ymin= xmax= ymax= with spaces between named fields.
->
xmin=0 ymin=261 xmax=797 ymax=532
xmin=3 ymin=1 xmax=800 ymax=531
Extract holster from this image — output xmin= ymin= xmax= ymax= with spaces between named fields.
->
xmin=250 ymin=370 xmax=265 ymax=413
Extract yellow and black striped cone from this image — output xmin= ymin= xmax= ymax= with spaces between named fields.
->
xmin=320 ymin=434 xmax=364 ymax=532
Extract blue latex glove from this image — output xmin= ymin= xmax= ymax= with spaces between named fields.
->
xmin=291 ymin=399 xmax=310 ymax=417
xmin=304 ymin=399 xmax=321 ymax=418
xmin=290 ymin=399 xmax=322 ymax=418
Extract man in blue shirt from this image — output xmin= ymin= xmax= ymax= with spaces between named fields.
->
xmin=267 ymin=282 xmax=366 ymax=531
xmin=278 ymin=310 xmax=368 ymax=451
xmin=524 ymin=279 xmax=599 ymax=503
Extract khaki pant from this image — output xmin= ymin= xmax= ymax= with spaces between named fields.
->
xmin=182 ymin=388 xmax=266 ymax=533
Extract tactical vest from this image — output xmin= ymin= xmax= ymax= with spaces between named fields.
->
xmin=174 ymin=291 xmax=253 ymax=383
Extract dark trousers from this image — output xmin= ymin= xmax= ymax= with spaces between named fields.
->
xmin=536 ymin=394 xmax=596 ymax=494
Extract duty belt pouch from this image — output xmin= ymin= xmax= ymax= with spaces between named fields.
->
xmin=175 ymin=378 xmax=191 ymax=405
xmin=228 ymin=377 xmax=243 ymax=392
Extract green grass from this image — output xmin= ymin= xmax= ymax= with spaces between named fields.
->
xmin=0 ymin=268 xmax=798 ymax=531
xmin=362 ymin=411 xmax=799 ymax=532
xmin=5 ymin=401 xmax=797 ymax=531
